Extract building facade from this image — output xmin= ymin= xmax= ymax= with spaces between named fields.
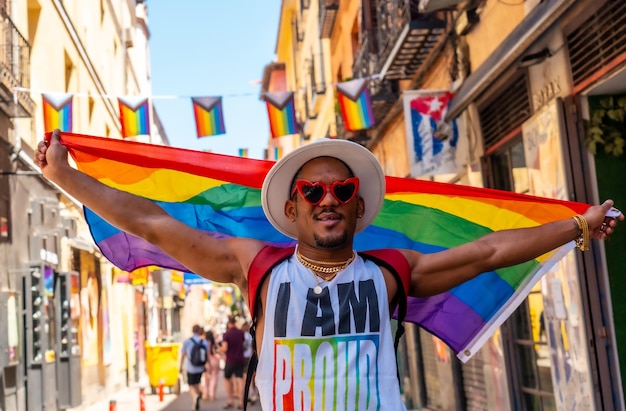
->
xmin=0 ymin=1 xmax=170 ymax=410
xmin=268 ymin=0 xmax=626 ymax=410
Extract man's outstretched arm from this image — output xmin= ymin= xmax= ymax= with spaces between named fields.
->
xmin=404 ymin=200 xmax=622 ymax=297
xmin=35 ymin=130 xmax=264 ymax=285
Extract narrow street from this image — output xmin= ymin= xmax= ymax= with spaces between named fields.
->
xmin=71 ymin=378 xmax=261 ymax=411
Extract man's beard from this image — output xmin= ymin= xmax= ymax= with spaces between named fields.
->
xmin=313 ymin=231 xmax=348 ymax=249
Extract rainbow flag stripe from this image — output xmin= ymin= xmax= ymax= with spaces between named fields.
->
xmin=192 ymin=97 xmax=226 ymax=137
xmin=337 ymin=79 xmax=375 ymax=131
xmin=263 ymin=91 xmax=299 ymax=138
xmin=54 ymin=132 xmax=588 ymax=361
xmin=274 ymin=146 xmax=283 ymax=160
xmin=118 ymin=97 xmax=150 ymax=137
xmin=42 ymin=93 xmax=73 ymax=132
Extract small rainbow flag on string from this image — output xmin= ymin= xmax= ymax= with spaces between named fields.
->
xmin=53 ymin=132 xmax=590 ymax=362
xmin=263 ymin=91 xmax=299 ymax=138
xmin=274 ymin=146 xmax=282 ymax=160
xmin=42 ymin=93 xmax=73 ymax=132
xmin=337 ymin=79 xmax=375 ymax=131
xmin=238 ymin=148 xmax=249 ymax=157
xmin=191 ymin=97 xmax=226 ymax=137
xmin=118 ymin=97 xmax=150 ymax=138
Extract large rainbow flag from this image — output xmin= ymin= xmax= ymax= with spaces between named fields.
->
xmin=54 ymin=132 xmax=589 ymax=362
xmin=42 ymin=93 xmax=73 ymax=132
xmin=263 ymin=91 xmax=299 ymax=138
xmin=337 ymin=79 xmax=375 ymax=131
xmin=118 ymin=97 xmax=151 ymax=137
xmin=191 ymin=96 xmax=226 ymax=137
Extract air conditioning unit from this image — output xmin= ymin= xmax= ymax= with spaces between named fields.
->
xmin=419 ymin=0 xmax=464 ymax=13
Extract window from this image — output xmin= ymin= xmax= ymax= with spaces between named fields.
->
xmin=484 ymin=137 xmax=556 ymax=410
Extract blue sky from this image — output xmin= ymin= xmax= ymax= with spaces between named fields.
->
xmin=148 ymin=1 xmax=282 ymax=158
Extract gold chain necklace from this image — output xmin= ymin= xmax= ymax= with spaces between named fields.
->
xmin=297 ymin=251 xmax=355 ymax=269
xmin=296 ymin=249 xmax=355 ymax=294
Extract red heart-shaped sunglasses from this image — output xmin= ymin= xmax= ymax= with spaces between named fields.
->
xmin=291 ymin=177 xmax=360 ymax=206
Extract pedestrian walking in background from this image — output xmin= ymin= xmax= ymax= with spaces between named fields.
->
xmin=180 ymin=324 xmax=209 ymax=410
xmin=221 ymin=317 xmax=246 ymax=409
xmin=202 ymin=328 xmax=221 ymax=402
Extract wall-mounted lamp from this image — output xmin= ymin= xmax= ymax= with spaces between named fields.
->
xmin=519 ymin=48 xmax=552 ymax=68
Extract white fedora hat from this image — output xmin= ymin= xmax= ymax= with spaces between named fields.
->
xmin=261 ymin=139 xmax=385 ymax=239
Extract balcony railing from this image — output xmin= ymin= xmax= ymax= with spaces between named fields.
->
xmin=0 ymin=13 xmax=34 ymax=117
xmin=376 ymin=0 xmax=446 ymax=80
xmin=319 ymin=0 xmax=339 ymax=38
xmin=352 ymin=30 xmax=399 ymax=125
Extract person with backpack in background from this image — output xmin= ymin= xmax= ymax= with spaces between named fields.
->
xmin=180 ymin=324 xmax=209 ymax=410
xmin=202 ymin=328 xmax=221 ymax=402
xmin=36 ymin=132 xmax=622 ymax=410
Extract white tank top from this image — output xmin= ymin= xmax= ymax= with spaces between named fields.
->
xmin=255 ymin=251 xmax=407 ymax=410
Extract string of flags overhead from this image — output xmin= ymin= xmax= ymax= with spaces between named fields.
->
xmin=37 ymin=82 xmax=460 ymax=178
xmin=38 ymin=78 xmax=377 ymax=154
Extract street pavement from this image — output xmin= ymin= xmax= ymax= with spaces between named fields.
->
xmin=71 ymin=377 xmax=262 ymax=411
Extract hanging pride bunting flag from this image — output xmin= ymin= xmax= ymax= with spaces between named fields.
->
xmin=263 ymin=91 xmax=299 ymax=138
xmin=50 ymin=132 xmax=591 ymax=362
xmin=191 ymin=96 xmax=226 ymax=137
xmin=42 ymin=93 xmax=73 ymax=132
xmin=274 ymin=146 xmax=282 ymax=160
xmin=238 ymin=148 xmax=249 ymax=157
xmin=336 ymin=79 xmax=375 ymax=131
xmin=118 ymin=96 xmax=150 ymax=138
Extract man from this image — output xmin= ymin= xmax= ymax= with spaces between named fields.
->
xmin=221 ymin=317 xmax=246 ymax=409
xmin=180 ymin=325 xmax=209 ymax=410
xmin=35 ymin=130 xmax=621 ymax=410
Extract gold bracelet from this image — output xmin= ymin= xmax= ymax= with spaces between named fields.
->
xmin=572 ymin=214 xmax=589 ymax=251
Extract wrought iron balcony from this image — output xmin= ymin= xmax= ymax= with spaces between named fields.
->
xmin=0 ymin=13 xmax=34 ymax=118
xmin=376 ymin=0 xmax=446 ymax=80
xmin=319 ymin=0 xmax=339 ymax=39
xmin=352 ymin=30 xmax=399 ymax=125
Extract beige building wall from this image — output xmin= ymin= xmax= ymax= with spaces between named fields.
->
xmin=329 ymin=1 xmax=359 ymax=82
xmin=463 ymin=1 xmax=527 ymax=72
xmin=11 ymin=0 xmax=160 ymax=403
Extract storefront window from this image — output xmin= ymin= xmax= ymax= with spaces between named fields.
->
xmin=487 ymin=137 xmax=555 ymax=410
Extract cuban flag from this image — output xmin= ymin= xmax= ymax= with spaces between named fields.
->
xmin=403 ymin=91 xmax=459 ymax=177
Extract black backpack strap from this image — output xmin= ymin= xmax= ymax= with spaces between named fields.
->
xmin=359 ymin=249 xmax=411 ymax=384
xmin=243 ymin=354 xmax=258 ymax=410
xmin=243 ymin=245 xmax=295 ymax=411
